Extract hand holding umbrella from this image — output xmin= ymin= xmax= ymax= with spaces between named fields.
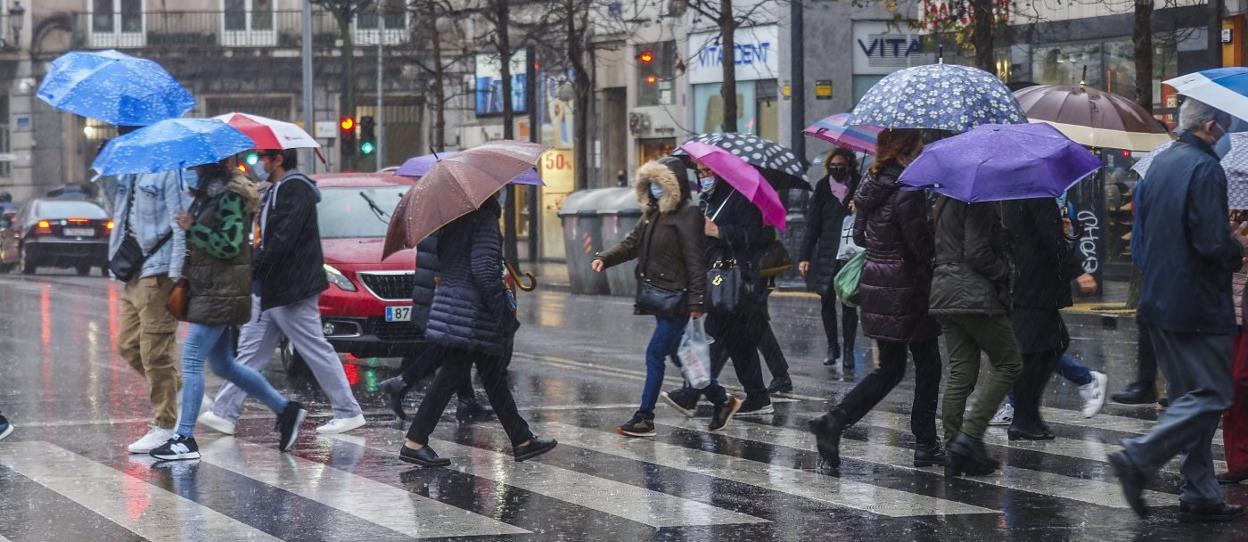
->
xmin=679 ymin=141 xmax=787 ymax=231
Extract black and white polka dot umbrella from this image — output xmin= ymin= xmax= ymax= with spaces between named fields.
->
xmin=672 ymin=132 xmax=811 ymax=190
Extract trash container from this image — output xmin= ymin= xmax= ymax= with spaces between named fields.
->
xmin=557 ymin=189 xmax=618 ymax=295
xmin=599 ymin=188 xmax=643 ymax=297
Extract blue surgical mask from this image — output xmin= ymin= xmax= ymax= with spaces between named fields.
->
xmin=183 ymin=169 xmax=200 ymax=191
xmin=699 ymin=176 xmax=716 ymax=193
xmin=254 ymin=160 xmax=270 ymax=182
xmin=649 ymin=183 xmax=664 ymax=200
xmin=497 ymin=188 xmax=508 ymax=207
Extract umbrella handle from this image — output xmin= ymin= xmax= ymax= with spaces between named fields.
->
xmin=505 ymin=260 xmax=537 ymax=292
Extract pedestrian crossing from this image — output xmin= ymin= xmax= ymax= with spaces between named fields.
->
xmin=0 ymin=403 xmax=1220 ymax=541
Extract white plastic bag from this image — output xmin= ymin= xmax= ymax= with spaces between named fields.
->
xmin=678 ymin=318 xmax=713 ymax=389
xmin=836 ymin=214 xmax=864 ymax=261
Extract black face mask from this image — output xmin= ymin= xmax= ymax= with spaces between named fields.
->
xmin=828 ymin=165 xmax=849 ymax=181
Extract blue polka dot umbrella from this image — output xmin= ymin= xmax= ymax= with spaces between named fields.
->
xmin=849 ymin=63 xmax=1026 ymax=133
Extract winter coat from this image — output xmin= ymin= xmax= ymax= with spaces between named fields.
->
xmin=851 ymin=165 xmax=939 ymax=342
xmin=1133 ymin=132 xmax=1244 ymax=335
xmin=701 ymin=179 xmax=776 ymax=312
xmin=1003 ymin=198 xmax=1083 ymax=311
xmin=424 ymin=198 xmax=518 ymax=356
xmin=184 ymin=171 xmax=259 ymax=326
xmin=411 ymin=235 xmax=439 ymax=334
xmin=929 ymin=197 xmax=1013 ymax=315
xmin=101 ymin=171 xmax=188 ymax=279
xmin=253 ymin=169 xmax=330 ymax=311
xmin=800 ymin=172 xmax=859 ymax=296
xmin=598 ymin=158 xmax=707 ymax=315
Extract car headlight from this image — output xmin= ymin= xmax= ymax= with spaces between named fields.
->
xmin=324 ymin=264 xmax=357 ymax=292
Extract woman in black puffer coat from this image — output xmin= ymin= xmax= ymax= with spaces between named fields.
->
xmin=807 ymin=129 xmax=944 ymax=470
xmin=800 ymin=148 xmax=861 ymax=368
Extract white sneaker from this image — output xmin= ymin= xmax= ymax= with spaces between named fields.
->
xmin=1079 ymin=371 xmax=1109 ymax=418
xmin=197 ymin=410 xmax=237 ymax=436
xmin=316 ymin=414 xmax=366 ymax=434
xmin=128 ymin=425 xmax=176 ymax=454
xmin=989 ymin=403 xmax=1014 ymax=426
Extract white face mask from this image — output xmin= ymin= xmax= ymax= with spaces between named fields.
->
xmin=254 ymin=159 xmax=270 ymax=182
xmin=649 ymin=183 xmax=664 ymax=200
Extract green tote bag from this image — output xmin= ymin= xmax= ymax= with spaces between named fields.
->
xmin=833 ymin=250 xmax=867 ymax=308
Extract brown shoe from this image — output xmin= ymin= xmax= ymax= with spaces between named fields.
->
xmin=1217 ymin=470 xmax=1248 ymax=485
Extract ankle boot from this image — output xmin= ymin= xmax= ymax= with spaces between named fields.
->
xmin=842 ymin=344 xmax=855 ymax=369
xmin=1008 ymin=417 xmax=1055 ymax=441
xmin=807 ymin=409 xmax=847 ymax=469
xmin=914 ymin=441 xmax=947 ymax=467
xmin=822 ymin=346 xmax=840 ymax=367
xmin=946 ymin=432 xmax=999 ymax=477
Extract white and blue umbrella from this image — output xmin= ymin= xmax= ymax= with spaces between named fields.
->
xmin=92 ymin=118 xmax=255 ymax=176
xmin=1133 ymin=132 xmax=1248 ymax=209
xmin=37 ymin=50 xmax=195 ymax=127
xmin=850 ymin=63 xmax=1026 ymax=133
xmin=1165 ymin=68 xmax=1248 ymax=122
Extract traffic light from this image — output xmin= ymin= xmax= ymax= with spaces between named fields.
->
xmin=339 ymin=116 xmax=356 ymax=159
xmin=637 ymin=50 xmax=654 ymax=64
xmin=359 ymin=116 xmax=376 ymax=156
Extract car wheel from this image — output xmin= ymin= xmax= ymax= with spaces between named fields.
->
xmin=19 ymin=244 xmax=35 ymax=275
xmin=279 ymin=339 xmax=311 ymax=380
xmin=76 ymin=264 xmax=91 ymax=276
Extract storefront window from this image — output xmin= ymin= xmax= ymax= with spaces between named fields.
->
xmin=636 ymin=42 xmax=676 ymax=107
xmin=1032 ymin=42 xmax=1103 ymax=88
xmin=693 ymin=82 xmax=757 ymax=135
xmin=639 ymin=138 xmax=676 ymax=166
xmin=994 ymin=44 xmax=1030 ymax=83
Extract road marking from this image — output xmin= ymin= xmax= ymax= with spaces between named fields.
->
xmin=330 ymin=433 xmax=767 ymax=528
xmin=535 ymin=421 xmax=998 ymax=518
xmin=0 ymin=441 xmax=281 ymax=541
xmin=657 ymin=416 xmax=1180 ymax=509
xmin=198 ymin=437 xmax=527 ymax=538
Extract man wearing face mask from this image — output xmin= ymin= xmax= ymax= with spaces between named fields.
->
xmin=1109 ymin=98 xmax=1248 ymax=522
xmin=197 ymin=148 xmax=366 ymax=437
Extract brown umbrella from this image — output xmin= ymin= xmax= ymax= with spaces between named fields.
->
xmin=383 ymin=140 xmax=546 ymax=259
xmin=1013 ymin=84 xmax=1172 ymax=151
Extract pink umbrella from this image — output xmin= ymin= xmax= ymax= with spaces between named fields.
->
xmin=680 ymin=141 xmax=787 ymax=231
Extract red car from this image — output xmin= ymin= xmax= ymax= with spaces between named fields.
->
xmin=279 ymin=173 xmax=420 ymax=374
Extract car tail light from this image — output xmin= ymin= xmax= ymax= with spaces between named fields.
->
xmin=106 ymin=220 xmax=115 ymax=231
xmin=67 ymin=218 xmax=89 ymax=224
xmin=35 ymin=220 xmax=52 ymax=235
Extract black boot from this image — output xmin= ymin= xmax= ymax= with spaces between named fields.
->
xmin=767 ymin=376 xmax=793 ymax=394
xmin=946 ymin=432 xmax=999 ymax=477
xmin=842 ymin=343 xmax=855 ymax=369
xmin=914 ymin=441 xmax=947 ymax=468
xmin=1007 ymin=412 xmax=1055 ymax=441
xmin=807 ymin=409 xmax=847 ymax=469
xmin=822 ymin=346 xmax=840 ymax=367
xmin=379 ymin=376 xmax=411 ymax=420
xmin=1111 ymin=381 xmax=1158 ymax=405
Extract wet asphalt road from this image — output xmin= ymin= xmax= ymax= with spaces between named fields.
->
xmin=0 ymin=271 xmax=1245 ymax=541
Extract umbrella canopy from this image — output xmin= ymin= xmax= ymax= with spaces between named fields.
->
xmin=37 ymin=50 xmax=195 ymax=127
xmin=396 ymin=151 xmax=541 ymax=185
xmin=383 ymin=140 xmax=547 ymax=258
xmin=850 ymin=63 xmax=1026 ymax=133
xmin=1165 ymin=68 xmax=1248 ymax=122
xmin=898 ymin=123 xmax=1102 ymax=203
xmin=213 ymin=112 xmax=319 ymax=150
xmin=803 ymin=113 xmax=882 ymax=154
xmin=92 ymin=118 xmax=255 ymax=176
xmin=1013 ymin=84 xmax=1172 ymax=151
xmin=1133 ymin=134 xmax=1248 ymax=209
xmin=672 ymin=132 xmax=809 ymax=190
xmin=680 ymin=141 xmax=787 ymax=231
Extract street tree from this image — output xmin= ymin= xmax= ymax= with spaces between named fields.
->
xmin=406 ymin=0 xmax=476 ymax=151
xmin=311 ymin=0 xmax=378 ymax=169
xmin=919 ymin=0 xmax=1007 ymax=72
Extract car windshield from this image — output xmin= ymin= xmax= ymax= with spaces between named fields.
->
xmin=36 ymin=200 xmax=107 ymax=219
xmin=317 ymin=186 xmax=409 ymax=239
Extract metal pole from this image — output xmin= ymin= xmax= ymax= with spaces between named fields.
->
xmin=527 ymin=45 xmax=539 ymax=263
xmin=301 ymin=0 xmax=315 ymax=173
xmin=376 ymin=33 xmax=385 ymax=169
xmin=790 ymin=0 xmax=804 ymax=166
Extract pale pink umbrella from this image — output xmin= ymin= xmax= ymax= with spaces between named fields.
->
xmin=680 ymin=141 xmax=787 ymax=231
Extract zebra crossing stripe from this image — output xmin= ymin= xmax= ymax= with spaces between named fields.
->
xmin=0 ymin=441 xmax=281 ymax=541
xmin=535 ymin=421 xmax=999 ymax=518
xmin=329 ymin=433 xmax=768 ymax=528
xmin=198 ymin=437 xmax=529 ymax=538
xmin=657 ymin=416 xmax=1181 ymax=509
xmin=1040 ymin=406 xmax=1225 ymax=443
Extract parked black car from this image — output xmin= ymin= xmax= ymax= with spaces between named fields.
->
xmin=0 ymin=198 xmax=112 ymax=275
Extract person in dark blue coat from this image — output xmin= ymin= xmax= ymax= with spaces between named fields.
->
xmin=400 ymin=194 xmax=556 ymax=467
xmin=1109 ymin=98 xmax=1248 ymax=522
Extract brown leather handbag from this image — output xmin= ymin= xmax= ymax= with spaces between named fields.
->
xmin=166 ymin=278 xmax=190 ymax=321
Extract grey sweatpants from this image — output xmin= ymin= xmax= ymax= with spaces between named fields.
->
xmin=1122 ymin=326 xmax=1234 ymax=506
xmin=211 ymin=294 xmax=362 ymax=422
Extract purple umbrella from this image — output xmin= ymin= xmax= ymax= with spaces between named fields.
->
xmin=898 ymin=123 xmax=1102 ymax=203
xmin=802 ymin=113 xmax=882 ymax=154
xmin=397 ymin=151 xmax=541 ymax=185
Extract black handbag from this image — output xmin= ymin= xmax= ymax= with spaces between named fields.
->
xmin=636 ymin=278 xmax=684 ymax=317
xmin=707 ymin=258 xmax=745 ymax=314
xmin=109 ymin=232 xmax=172 ymax=282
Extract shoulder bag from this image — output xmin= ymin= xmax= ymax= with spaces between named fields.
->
xmin=705 ymin=193 xmax=747 ymax=313
xmin=633 ymin=215 xmax=686 ymax=317
xmin=166 ymin=278 xmax=190 ymax=321
xmin=108 ymin=185 xmax=174 ymax=282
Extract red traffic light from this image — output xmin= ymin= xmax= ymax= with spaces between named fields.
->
xmin=638 ymin=50 xmax=654 ymax=64
xmin=339 ymin=117 xmax=355 ymax=131
xmin=644 ymin=75 xmax=658 ymax=85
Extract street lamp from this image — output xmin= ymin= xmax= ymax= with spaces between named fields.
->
xmin=8 ymin=1 xmax=24 ymax=49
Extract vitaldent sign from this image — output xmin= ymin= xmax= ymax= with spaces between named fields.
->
xmin=852 ymin=21 xmax=933 ymax=75
xmin=687 ymin=25 xmax=780 ymax=85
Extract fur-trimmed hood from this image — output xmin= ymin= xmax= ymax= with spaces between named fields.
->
xmin=634 ymin=157 xmax=690 ymax=214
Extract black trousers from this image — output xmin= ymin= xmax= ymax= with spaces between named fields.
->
xmin=706 ymin=308 xmax=770 ymax=401
xmin=1137 ymin=326 xmax=1158 ymax=385
xmin=1012 ymin=347 xmax=1063 ymax=427
xmin=406 ymin=346 xmax=532 ymax=446
xmin=400 ymin=343 xmax=474 ymax=403
xmin=820 ymin=292 xmax=858 ymax=353
xmin=835 ymin=337 xmax=941 ymax=445
xmin=759 ymin=319 xmax=789 ymax=380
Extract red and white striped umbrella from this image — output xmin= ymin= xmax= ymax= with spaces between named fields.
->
xmin=212 ymin=112 xmax=319 ymax=151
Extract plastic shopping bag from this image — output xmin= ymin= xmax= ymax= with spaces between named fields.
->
xmin=836 ymin=214 xmax=864 ymax=260
xmin=833 ymin=250 xmax=867 ymax=307
xmin=678 ymin=318 xmax=713 ymax=389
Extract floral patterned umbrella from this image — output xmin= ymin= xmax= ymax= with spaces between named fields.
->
xmin=849 ymin=63 xmax=1026 ymax=133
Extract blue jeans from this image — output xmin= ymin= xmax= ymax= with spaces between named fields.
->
xmin=177 ymin=323 xmax=288 ymax=438
xmin=638 ymin=316 xmax=689 ymax=420
xmin=1007 ymin=353 xmax=1092 ymax=406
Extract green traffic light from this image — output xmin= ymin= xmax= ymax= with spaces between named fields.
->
xmin=360 ymin=142 xmax=375 ymax=155
xmin=245 ymin=152 xmax=259 ymax=165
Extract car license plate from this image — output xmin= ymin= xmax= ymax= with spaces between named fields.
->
xmin=385 ymin=306 xmax=412 ymax=322
xmin=64 ymin=228 xmax=95 ymax=237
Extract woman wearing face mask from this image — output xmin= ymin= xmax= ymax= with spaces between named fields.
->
xmin=799 ymin=148 xmax=862 ymax=369
xmin=807 ymin=129 xmax=945 ymax=469
xmin=148 ymin=160 xmax=307 ymax=461
xmin=593 ymin=157 xmax=741 ymax=436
